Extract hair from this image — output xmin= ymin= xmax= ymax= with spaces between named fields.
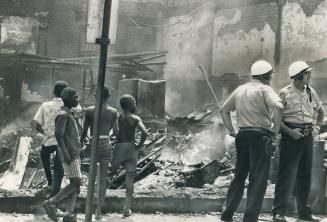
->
xmin=120 ymin=94 xmax=136 ymax=112
xmin=103 ymin=86 xmax=110 ymax=99
xmin=53 ymin=80 xmax=68 ymax=97
xmin=291 ymin=72 xmax=304 ymax=80
xmin=252 ymin=71 xmax=272 ymax=81
xmin=60 ymin=87 xmax=77 ymax=104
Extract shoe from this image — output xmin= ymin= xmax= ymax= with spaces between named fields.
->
xmin=56 ymin=208 xmax=66 ymax=217
xmin=95 ymin=209 xmax=103 ymax=220
xmin=123 ymin=209 xmax=132 ymax=217
xmin=63 ymin=212 xmax=77 ymax=222
xmin=42 ymin=200 xmax=58 ymax=222
xmin=299 ymin=215 xmax=320 ymax=222
xmin=221 ymin=216 xmax=233 ymax=222
xmin=273 ymin=214 xmax=287 ymax=222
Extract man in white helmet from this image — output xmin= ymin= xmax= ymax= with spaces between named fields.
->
xmin=272 ymin=61 xmax=324 ymax=222
xmin=220 ymin=60 xmax=284 ymax=222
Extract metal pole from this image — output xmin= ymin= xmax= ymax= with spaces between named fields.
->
xmin=85 ymin=0 xmax=112 ymax=221
xmin=198 ymin=66 xmax=220 ymax=106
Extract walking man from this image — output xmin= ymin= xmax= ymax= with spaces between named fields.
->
xmin=272 ymin=61 xmax=324 ymax=222
xmin=220 ymin=60 xmax=284 ymax=222
xmin=43 ymin=87 xmax=81 ymax=222
xmin=80 ymin=86 xmax=118 ymax=219
xmin=33 ymin=80 xmax=68 ymax=197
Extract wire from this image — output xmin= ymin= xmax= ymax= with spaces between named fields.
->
xmin=128 ymin=1 xmax=214 ymax=28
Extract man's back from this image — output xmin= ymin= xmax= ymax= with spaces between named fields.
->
xmin=33 ymin=97 xmax=63 ymax=146
xmin=85 ymin=105 xmax=118 ymax=136
xmin=232 ymin=80 xmax=279 ymax=128
xmin=117 ymin=113 xmax=138 ymax=143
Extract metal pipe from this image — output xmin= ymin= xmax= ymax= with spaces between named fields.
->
xmin=85 ymin=0 xmax=112 ymax=221
xmin=198 ymin=66 xmax=220 ymax=106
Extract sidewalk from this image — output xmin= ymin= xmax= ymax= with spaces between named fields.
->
xmin=0 ymin=188 xmax=273 ymax=214
xmin=0 ymin=213 xmax=326 ymax=222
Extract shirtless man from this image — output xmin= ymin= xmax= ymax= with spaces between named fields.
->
xmin=111 ymin=94 xmax=148 ymax=217
xmin=80 ymin=86 xmax=118 ymax=219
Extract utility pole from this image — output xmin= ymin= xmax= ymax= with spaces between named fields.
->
xmin=85 ymin=0 xmax=112 ymax=221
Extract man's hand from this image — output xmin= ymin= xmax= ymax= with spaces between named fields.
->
xmin=312 ymin=126 xmax=320 ymax=137
xmin=229 ymin=131 xmax=237 ymax=137
xmin=288 ymin=128 xmax=304 ymax=140
xmin=64 ymin=153 xmax=72 ymax=164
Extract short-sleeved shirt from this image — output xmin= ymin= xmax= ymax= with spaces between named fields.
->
xmin=33 ymin=98 xmax=63 ymax=146
xmin=55 ymin=107 xmax=81 ymax=159
xmin=222 ymin=79 xmax=282 ymax=128
xmin=279 ymin=83 xmax=323 ymax=124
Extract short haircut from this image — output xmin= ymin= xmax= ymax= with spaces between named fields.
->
xmin=120 ymin=94 xmax=136 ymax=111
xmin=103 ymin=86 xmax=110 ymax=99
xmin=60 ymin=87 xmax=77 ymax=104
xmin=53 ymin=80 xmax=68 ymax=97
xmin=252 ymin=72 xmax=272 ymax=81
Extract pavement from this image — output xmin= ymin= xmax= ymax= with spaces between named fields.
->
xmin=0 ymin=213 xmax=327 ymax=222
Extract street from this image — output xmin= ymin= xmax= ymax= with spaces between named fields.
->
xmin=0 ymin=213 xmax=326 ymax=222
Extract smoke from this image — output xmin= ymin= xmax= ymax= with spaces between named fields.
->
xmin=0 ymin=103 xmax=39 ymax=138
xmin=160 ymin=113 xmax=228 ymax=165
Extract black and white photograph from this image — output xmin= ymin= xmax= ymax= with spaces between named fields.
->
xmin=0 ymin=0 xmax=327 ymax=221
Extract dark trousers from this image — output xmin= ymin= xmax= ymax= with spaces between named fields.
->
xmin=40 ymin=145 xmax=64 ymax=197
xmin=273 ymin=132 xmax=313 ymax=217
xmin=221 ymin=130 xmax=272 ymax=222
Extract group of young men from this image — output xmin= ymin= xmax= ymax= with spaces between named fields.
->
xmin=33 ymin=83 xmax=147 ymax=222
xmin=220 ymin=60 xmax=324 ymax=222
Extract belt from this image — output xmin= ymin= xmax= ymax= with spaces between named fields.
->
xmin=239 ymin=127 xmax=274 ymax=137
xmin=90 ymin=135 xmax=110 ymax=139
xmin=284 ymin=122 xmax=312 ymax=129
xmin=284 ymin=122 xmax=312 ymax=136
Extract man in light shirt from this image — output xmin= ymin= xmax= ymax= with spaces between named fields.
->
xmin=272 ymin=61 xmax=324 ymax=222
xmin=220 ymin=60 xmax=283 ymax=222
xmin=33 ymin=80 xmax=68 ymax=197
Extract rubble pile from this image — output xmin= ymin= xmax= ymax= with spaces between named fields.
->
xmin=0 ymin=104 xmax=236 ymax=196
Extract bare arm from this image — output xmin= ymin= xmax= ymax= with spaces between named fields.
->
xmin=80 ymin=110 xmax=90 ymax=144
xmin=31 ymin=120 xmax=44 ymax=134
xmin=55 ymin=114 xmax=71 ymax=163
xmin=112 ymin=112 xmax=119 ymax=137
xmin=316 ymin=107 xmax=324 ymax=126
xmin=220 ymin=107 xmax=236 ymax=137
xmin=271 ymin=102 xmax=284 ymax=134
xmin=220 ymin=93 xmax=236 ymax=137
xmin=312 ymin=107 xmax=324 ymax=136
xmin=135 ymin=116 xmax=148 ymax=149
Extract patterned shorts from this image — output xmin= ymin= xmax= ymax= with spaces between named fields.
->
xmin=62 ymin=158 xmax=81 ymax=179
xmin=88 ymin=138 xmax=113 ymax=162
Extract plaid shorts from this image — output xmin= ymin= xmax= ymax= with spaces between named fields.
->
xmin=62 ymin=158 xmax=81 ymax=179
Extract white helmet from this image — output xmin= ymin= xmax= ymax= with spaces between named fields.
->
xmin=288 ymin=61 xmax=314 ymax=77
xmin=251 ymin=60 xmax=273 ymax=76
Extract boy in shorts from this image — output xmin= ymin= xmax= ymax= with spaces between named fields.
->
xmin=111 ymin=94 xmax=148 ymax=217
xmin=43 ymin=87 xmax=81 ymax=222
xmin=80 ymin=86 xmax=118 ymax=219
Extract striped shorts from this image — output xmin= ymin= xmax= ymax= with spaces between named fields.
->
xmin=62 ymin=158 xmax=81 ymax=179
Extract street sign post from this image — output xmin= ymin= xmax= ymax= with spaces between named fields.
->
xmin=85 ymin=0 xmax=115 ymax=221
xmin=86 ymin=0 xmax=119 ymax=44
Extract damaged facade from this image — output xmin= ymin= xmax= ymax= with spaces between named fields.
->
xmin=1 ymin=0 xmax=327 ymax=114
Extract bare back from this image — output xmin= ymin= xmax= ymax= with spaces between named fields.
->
xmin=82 ymin=105 xmax=118 ymax=138
xmin=117 ymin=113 xmax=139 ymax=143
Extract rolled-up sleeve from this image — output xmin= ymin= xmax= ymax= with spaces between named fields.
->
xmin=33 ymin=104 xmax=44 ymax=125
xmin=221 ymin=92 xmax=236 ymax=112
xmin=263 ymin=86 xmax=282 ymax=108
